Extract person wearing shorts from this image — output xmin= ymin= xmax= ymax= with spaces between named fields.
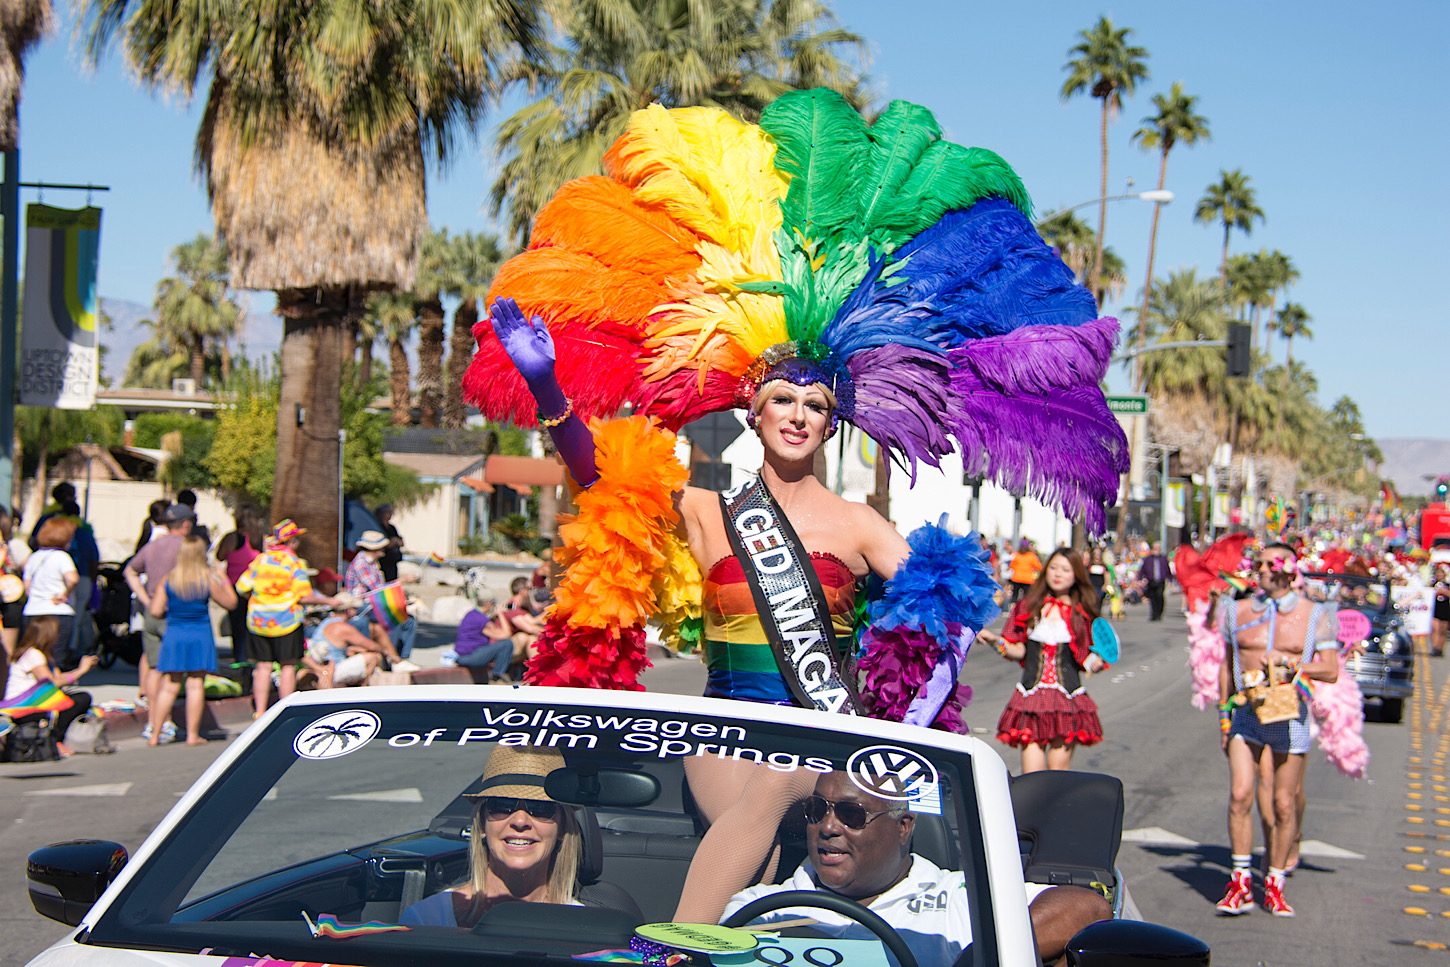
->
xmin=1214 ymin=543 xmax=1340 ymax=918
xmin=236 ymin=520 xmax=339 ymax=715
xmin=304 ymin=611 xmax=381 ymax=688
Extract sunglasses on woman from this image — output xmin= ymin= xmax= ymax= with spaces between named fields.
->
xmin=801 ymin=795 xmax=896 ymax=830
xmin=482 ymin=797 xmax=560 ymax=822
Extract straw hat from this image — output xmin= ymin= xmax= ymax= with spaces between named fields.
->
xmin=463 ymin=746 xmax=566 ymax=801
xmin=356 ymin=530 xmax=390 ymax=550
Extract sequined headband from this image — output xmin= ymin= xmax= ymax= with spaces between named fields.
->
xmin=737 ymin=341 xmax=856 ymax=420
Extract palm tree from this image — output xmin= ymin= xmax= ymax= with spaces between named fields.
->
xmin=491 ymin=0 xmax=868 ymax=243
xmin=0 ymin=0 xmax=53 ymax=152
xmin=154 ymin=234 xmax=241 ymax=386
xmin=1129 ymin=81 xmax=1209 ymax=388
xmin=1060 ymin=16 xmax=1150 ymax=304
xmin=1036 ymin=210 xmax=1126 ymax=303
xmin=1257 ymin=249 xmax=1299 ymax=349
xmin=1271 ymin=301 xmax=1312 ymax=365
xmin=122 ymin=317 xmax=189 ymax=388
xmin=79 ymin=0 xmax=542 ymax=565
xmin=1195 ymin=169 xmax=1265 ymax=283
xmin=442 ymin=232 xmax=505 ymax=428
xmin=413 ymin=230 xmax=452 ymax=428
xmin=355 ymin=306 xmax=379 ymax=388
xmin=367 ymin=292 xmax=417 ymax=427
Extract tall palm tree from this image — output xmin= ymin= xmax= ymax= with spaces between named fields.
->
xmin=413 ymin=230 xmax=451 ymax=428
xmin=154 ymin=234 xmax=241 ymax=386
xmin=441 ymin=231 xmax=505 ymax=428
xmin=1195 ymin=168 xmax=1265 ymax=284
xmin=491 ymin=0 xmax=868 ymax=243
xmin=355 ymin=306 xmax=379 ymax=388
xmin=1271 ymin=301 xmax=1312 ymax=365
xmin=0 ymin=0 xmax=53 ymax=152
xmin=79 ymin=0 xmax=542 ymax=565
xmin=367 ymin=292 xmax=417 ymax=427
xmin=1257 ymin=248 xmax=1298 ymax=350
xmin=1036 ymin=210 xmax=1126 ymax=303
xmin=1060 ymin=16 xmax=1150 ymax=304
xmin=123 ymin=317 xmax=189 ymax=388
xmin=1129 ymin=81 xmax=1208 ymax=388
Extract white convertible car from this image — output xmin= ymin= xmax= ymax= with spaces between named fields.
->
xmin=25 ymin=687 xmax=1208 ymax=966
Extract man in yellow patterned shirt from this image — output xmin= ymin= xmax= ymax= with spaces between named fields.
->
xmin=237 ymin=520 xmax=341 ymax=715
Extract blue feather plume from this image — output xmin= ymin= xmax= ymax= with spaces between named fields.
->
xmin=864 ymin=515 xmax=1001 ymax=648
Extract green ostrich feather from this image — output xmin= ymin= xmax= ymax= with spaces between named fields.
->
xmin=760 ymin=89 xmax=867 ymax=242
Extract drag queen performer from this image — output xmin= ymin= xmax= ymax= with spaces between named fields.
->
xmin=990 ymin=549 xmax=1107 ymax=772
xmin=465 ymin=89 xmax=1129 ymax=922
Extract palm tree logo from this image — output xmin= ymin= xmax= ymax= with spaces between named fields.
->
xmin=293 ymin=710 xmax=382 ymax=760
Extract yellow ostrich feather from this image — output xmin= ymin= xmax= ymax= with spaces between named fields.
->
xmin=653 ymin=532 xmax=703 ymax=653
xmin=609 ymin=105 xmax=787 ymax=254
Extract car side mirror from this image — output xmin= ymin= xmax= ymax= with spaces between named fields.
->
xmin=27 ymin=840 xmax=128 ymax=926
xmin=545 ymin=764 xmax=660 ymax=808
xmin=1066 ymin=919 xmax=1210 ymax=967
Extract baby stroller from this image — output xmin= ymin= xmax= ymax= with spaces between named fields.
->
xmin=92 ymin=562 xmax=143 ymax=669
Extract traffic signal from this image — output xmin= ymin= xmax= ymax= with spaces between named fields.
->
xmin=1226 ymin=323 xmax=1251 ymax=378
xmin=1437 ymin=477 xmax=1448 ymax=502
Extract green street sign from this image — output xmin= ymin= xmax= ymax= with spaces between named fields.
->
xmin=1105 ymin=395 xmax=1149 ymax=415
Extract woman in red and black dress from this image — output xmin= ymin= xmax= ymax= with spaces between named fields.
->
xmin=988 ymin=548 xmax=1106 ymax=772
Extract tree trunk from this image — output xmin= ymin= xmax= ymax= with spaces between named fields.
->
xmin=866 ymin=444 xmax=889 ymax=520
xmin=1089 ymin=98 xmax=1109 ymax=306
xmin=341 ymin=312 xmax=358 ymax=374
xmin=389 ymin=339 xmax=411 ymax=425
xmin=416 ymin=297 xmax=445 ymax=428
xmin=1220 ymin=224 xmax=1230 ymax=284
xmin=274 ymin=287 xmax=344 ymax=571
xmin=190 ymin=335 xmax=205 ymax=387
xmin=221 ymin=338 xmax=231 ymax=384
xmin=444 ymin=299 xmax=478 ymax=428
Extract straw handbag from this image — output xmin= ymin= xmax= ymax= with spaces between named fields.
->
xmin=1245 ymin=662 xmax=1300 ymax=725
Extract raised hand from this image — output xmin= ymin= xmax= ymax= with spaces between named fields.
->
xmin=490 ymin=297 xmax=555 ymax=384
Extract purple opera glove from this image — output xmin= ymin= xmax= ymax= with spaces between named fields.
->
xmin=488 ymin=297 xmax=598 ymax=487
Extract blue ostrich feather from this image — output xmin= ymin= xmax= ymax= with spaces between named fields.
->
xmin=863 ymin=515 xmax=1001 ymax=648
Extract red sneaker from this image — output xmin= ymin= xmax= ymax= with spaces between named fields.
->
xmin=1263 ymin=878 xmax=1295 ymax=917
xmin=1215 ymin=870 xmax=1255 ymax=915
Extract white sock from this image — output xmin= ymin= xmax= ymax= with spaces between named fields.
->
xmin=1231 ymin=854 xmax=1252 ymax=873
xmin=1267 ymin=867 xmax=1286 ymax=886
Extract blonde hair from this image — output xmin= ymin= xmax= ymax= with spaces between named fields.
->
xmin=166 ymin=535 xmax=213 ymax=601
xmin=750 ymin=379 xmax=837 ymax=419
xmin=468 ymin=799 xmax=581 ymax=906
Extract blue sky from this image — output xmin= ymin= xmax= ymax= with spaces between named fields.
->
xmin=16 ymin=1 xmax=1448 ymax=438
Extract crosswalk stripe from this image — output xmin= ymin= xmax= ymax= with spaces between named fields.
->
xmin=326 ymin=787 xmax=424 ymax=803
xmin=25 ymin=782 xmax=133 ymax=797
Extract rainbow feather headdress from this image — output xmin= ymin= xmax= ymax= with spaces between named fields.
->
xmin=464 ymin=88 xmax=1128 ymax=529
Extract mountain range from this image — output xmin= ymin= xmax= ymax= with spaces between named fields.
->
xmin=1376 ymin=439 xmax=1450 ymax=496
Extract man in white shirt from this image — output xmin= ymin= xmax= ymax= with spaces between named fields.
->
xmin=723 ymin=771 xmax=1110 ymax=966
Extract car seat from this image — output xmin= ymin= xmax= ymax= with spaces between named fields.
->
xmin=1010 ymin=770 xmax=1123 ymax=895
xmin=575 ymin=807 xmax=644 ymax=920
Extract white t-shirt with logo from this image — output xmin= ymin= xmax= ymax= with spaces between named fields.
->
xmin=725 ymin=854 xmax=1049 ymax=967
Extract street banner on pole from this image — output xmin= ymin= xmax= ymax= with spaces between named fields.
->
xmin=20 ymin=204 xmax=101 ymax=409
xmin=1165 ymin=482 xmax=1186 ymax=529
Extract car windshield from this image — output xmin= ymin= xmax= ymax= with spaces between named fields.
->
xmin=1302 ymin=574 xmax=1390 ymax=613
xmin=87 ymin=692 xmax=998 ymax=967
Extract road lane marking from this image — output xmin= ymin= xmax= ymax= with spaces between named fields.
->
xmin=327 ymin=787 xmax=424 ymax=803
xmin=25 ymin=782 xmax=132 ymax=797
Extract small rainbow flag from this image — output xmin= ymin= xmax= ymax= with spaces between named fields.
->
xmin=0 ymin=681 xmax=74 ymax=717
xmin=1219 ymin=570 xmax=1251 ymax=594
xmin=574 ymin=952 xmax=685 ymax=965
xmin=1292 ymin=671 xmax=1316 ymax=703
xmin=427 ymin=552 xmax=446 ymax=567
xmin=365 ymin=583 xmax=409 ymax=631
xmin=302 ymin=911 xmax=411 ymax=939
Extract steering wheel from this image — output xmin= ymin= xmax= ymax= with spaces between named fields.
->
xmin=721 ymin=890 xmax=919 ymax=967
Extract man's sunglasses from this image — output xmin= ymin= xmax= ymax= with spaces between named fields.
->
xmin=801 ymin=795 xmax=896 ymax=830
xmin=482 ymin=797 xmax=560 ymax=822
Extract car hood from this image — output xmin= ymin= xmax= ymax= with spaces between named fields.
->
xmin=28 ymin=936 xmax=217 ymax=967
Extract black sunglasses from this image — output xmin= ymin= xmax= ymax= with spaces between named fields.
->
xmin=482 ymin=797 xmax=560 ymax=823
xmin=802 ymin=795 xmax=896 ymax=830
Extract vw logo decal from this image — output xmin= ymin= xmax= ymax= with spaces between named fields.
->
xmin=846 ymin=744 xmax=939 ymax=802
xmin=294 ymin=710 xmax=382 ymax=760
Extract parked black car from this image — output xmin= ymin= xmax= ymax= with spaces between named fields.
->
xmin=1303 ymin=571 xmax=1413 ymax=723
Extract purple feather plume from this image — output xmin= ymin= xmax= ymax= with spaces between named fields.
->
xmin=847 ymin=343 xmax=959 ymax=478
xmin=949 ymin=331 xmax=1129 ymax=532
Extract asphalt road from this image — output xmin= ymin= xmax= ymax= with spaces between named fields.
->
xmin=0 ymin=595 xmax=1433 ymax=966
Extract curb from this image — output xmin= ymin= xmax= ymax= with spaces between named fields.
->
xmin=98 ymin=666 xmax=480 ymax=741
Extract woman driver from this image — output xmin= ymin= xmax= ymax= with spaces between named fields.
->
xmin=401 ymin=746 xmax=582 ymax=926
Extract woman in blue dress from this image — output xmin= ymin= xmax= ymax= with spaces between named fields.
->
xmin=148 ymin=535 xmax=237 ymax=745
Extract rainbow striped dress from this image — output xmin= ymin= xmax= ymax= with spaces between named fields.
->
xmin=702 ymin=552 xmax=859 ymax=704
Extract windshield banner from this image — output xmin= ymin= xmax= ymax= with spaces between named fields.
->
xmin=20 ymin=205 xmax=101 ymax=409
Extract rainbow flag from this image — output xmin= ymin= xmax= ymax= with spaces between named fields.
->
xmin=574 ymin=952 xmax=685 ymax=965
xmin=1218 ymin=571 xmax=1251 ymax=594
xmin=0 ymin=681 xmax=74 ymax=717
xmin=302 ymin=912 xmax=410 ymax=940
xmin=427 ymin=552 xmax=446 ymax=568
xmin=1292 ymin=671 xmax=1316 ymax=703
xmin=364 ymin=583 xmax=409 ymax=631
